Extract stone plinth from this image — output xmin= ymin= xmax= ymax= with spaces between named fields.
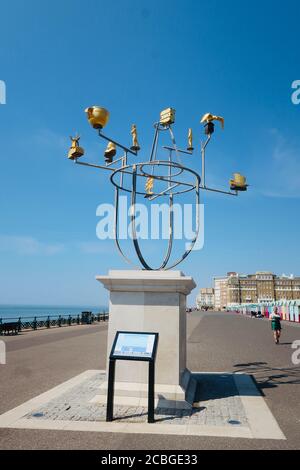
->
xmin=96 ymin=270 xmax=196 ymax=405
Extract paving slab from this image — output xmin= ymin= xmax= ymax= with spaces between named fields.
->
xmin=0 ymin=369 xmax=285 ymax=439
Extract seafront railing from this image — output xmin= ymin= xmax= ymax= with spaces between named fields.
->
xmin=0 ymin=311 xmax=109 ymax=334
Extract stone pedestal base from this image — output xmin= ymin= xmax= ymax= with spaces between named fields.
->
xmin=96 ymin=270 xmax=196 ymax=408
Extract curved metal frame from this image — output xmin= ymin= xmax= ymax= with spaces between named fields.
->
xmin=113 ymin=162 xmax=201 ymax=271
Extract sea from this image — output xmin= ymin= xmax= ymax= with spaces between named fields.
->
xmin=0 ymin=305 xmax=108 ymax=322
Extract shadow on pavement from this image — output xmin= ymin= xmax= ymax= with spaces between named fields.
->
xmin=192 ymin=373 xmax=258 ymax=399
xmin=233 ymin=362 xmax=300 ymax=395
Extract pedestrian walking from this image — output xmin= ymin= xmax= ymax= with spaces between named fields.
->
xmin=269 ymin=306 xmax=282 ymax=344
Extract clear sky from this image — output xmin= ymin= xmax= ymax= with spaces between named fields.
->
xmin=0 ymin=0 xmax=299 ymax=307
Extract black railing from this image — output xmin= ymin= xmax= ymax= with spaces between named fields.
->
xmin=0 ymin=311 xmax=109 ymax=334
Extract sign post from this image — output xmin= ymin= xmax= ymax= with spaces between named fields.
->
xmin=106 ymin=331 xmax=159 ymax=423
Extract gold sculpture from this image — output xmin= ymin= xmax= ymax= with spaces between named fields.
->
xmin=68 ymin=135 xmax=84 ymax=160
xmin=145 ymin=176 xmax=154 ymax=197
xmin=104 ymin=141 xmax=116 ymax=163
xmin=200 ymin=113 xmax=224 ymax=129
xmin=130 ymin=124 xmax=140 ymax=151
xmin=230 ymin=173 xmax=248 ymax=191
xmin=187 ymin=128 xmax=194 ymax=151
xmin=85 ymin=106 xmax=110 ymax=129
xmin=160 ymin=107 xmax=176 ymax=126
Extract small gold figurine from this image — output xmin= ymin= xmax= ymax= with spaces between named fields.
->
xmin=200 ymin=113 xmax=224 ymax=135
xmin=230 ymin=173 xmax=248 ymax=191
xmin=145 ymin=176 xmax=154 ymax=197
xmin=104 ymin=141 xmax=116 ymax=163
xmin=130 ymin=124 xmax=140 ymax=151
xmin=68 ymin=135 xmax=84 ymax=160
xmin=200 ymin=113 xmax=224 ymax=128
xmin=187 ymin=128 xmax=194 ymax=151
xmin=160 ymin=107 xmax=175 ymax=126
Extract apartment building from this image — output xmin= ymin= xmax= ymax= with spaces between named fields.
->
xmin=226 ymin=271 xmax=300 ymax=305
xmin=196 ymin=288 xmax=215 ymax=309
xmin=213 ymin=276 xmax=229 ymax=309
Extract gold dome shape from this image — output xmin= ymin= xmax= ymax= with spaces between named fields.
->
xmin=85 ymin=106 xmax=110 ymax=129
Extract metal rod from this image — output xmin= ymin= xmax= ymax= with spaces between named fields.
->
xmin=149 ymin=123 xmax=160 ymax=162
xmin=158 ymin=194 xmax=174 ymax=269
xmin=201 ymin=134 xmax=211 ymax=188
xmin=163 ymin=146 xmax=193 ymax=155
xmin=143 ymin=174 xmax=194 ymax=188
xmin=168 ymin=126 xmax=182 ymax=165
xmin=165 ymin=178 xmax=200 ymax=270
xmin=201 ymin=185 xmax=238 ymax=196
xmin=148 ymin=361 xmax=155 ymax=423
xmin=120 ymin=154 xmax=126 ymax=188
xmin=75 ymin=160 xmax=115 ymax=172
xmin=131 ymin=165 xmax=152 ymax=270
xmin=113 ymin=187 xmax=140 ymax=269
xmin=147 ymin=184 xmax=179 ymax=201
xmin=106 ymin=359 xmax=116 ymax=422
xmin=105 ymin=154 xmax=126 ymax=168
xmin=201 ymin=149 xmax=205 ymax=187
xmin=98 ymin=130 xmax=137 ymax=156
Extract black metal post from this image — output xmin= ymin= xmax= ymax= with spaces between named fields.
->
xmin=148 ymin=361 xmax=155 ymax=423
xmin=106 ymin=359 xmax=116 ymax=422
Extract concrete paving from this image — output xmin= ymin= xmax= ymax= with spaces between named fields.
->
xmin=0 ymin=312 xmax=299 ymax=449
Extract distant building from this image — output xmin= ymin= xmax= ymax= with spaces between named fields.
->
xmin=214 ymin=271 xmax=300 ymax=307
xmin=196 ymin=288 xmax=214 ymax=309
xmin=213 ymin=276 xmax=230 ymax=309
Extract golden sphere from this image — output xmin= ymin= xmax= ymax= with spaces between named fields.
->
xmin=85 ymin=106 xmax=110 ymax=129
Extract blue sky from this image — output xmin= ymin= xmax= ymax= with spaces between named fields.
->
xmin=0 ymin=0 xmax=299 ymax=306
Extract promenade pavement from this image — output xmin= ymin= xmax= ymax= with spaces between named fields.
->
xmin=0 ymin=312 xmax=299 ymax=450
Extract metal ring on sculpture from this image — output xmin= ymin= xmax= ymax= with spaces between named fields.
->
xmin=110 ymin=161 xmax=200 ymax=197
xmin=139 ymin=161 xmax=184 ymax=179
